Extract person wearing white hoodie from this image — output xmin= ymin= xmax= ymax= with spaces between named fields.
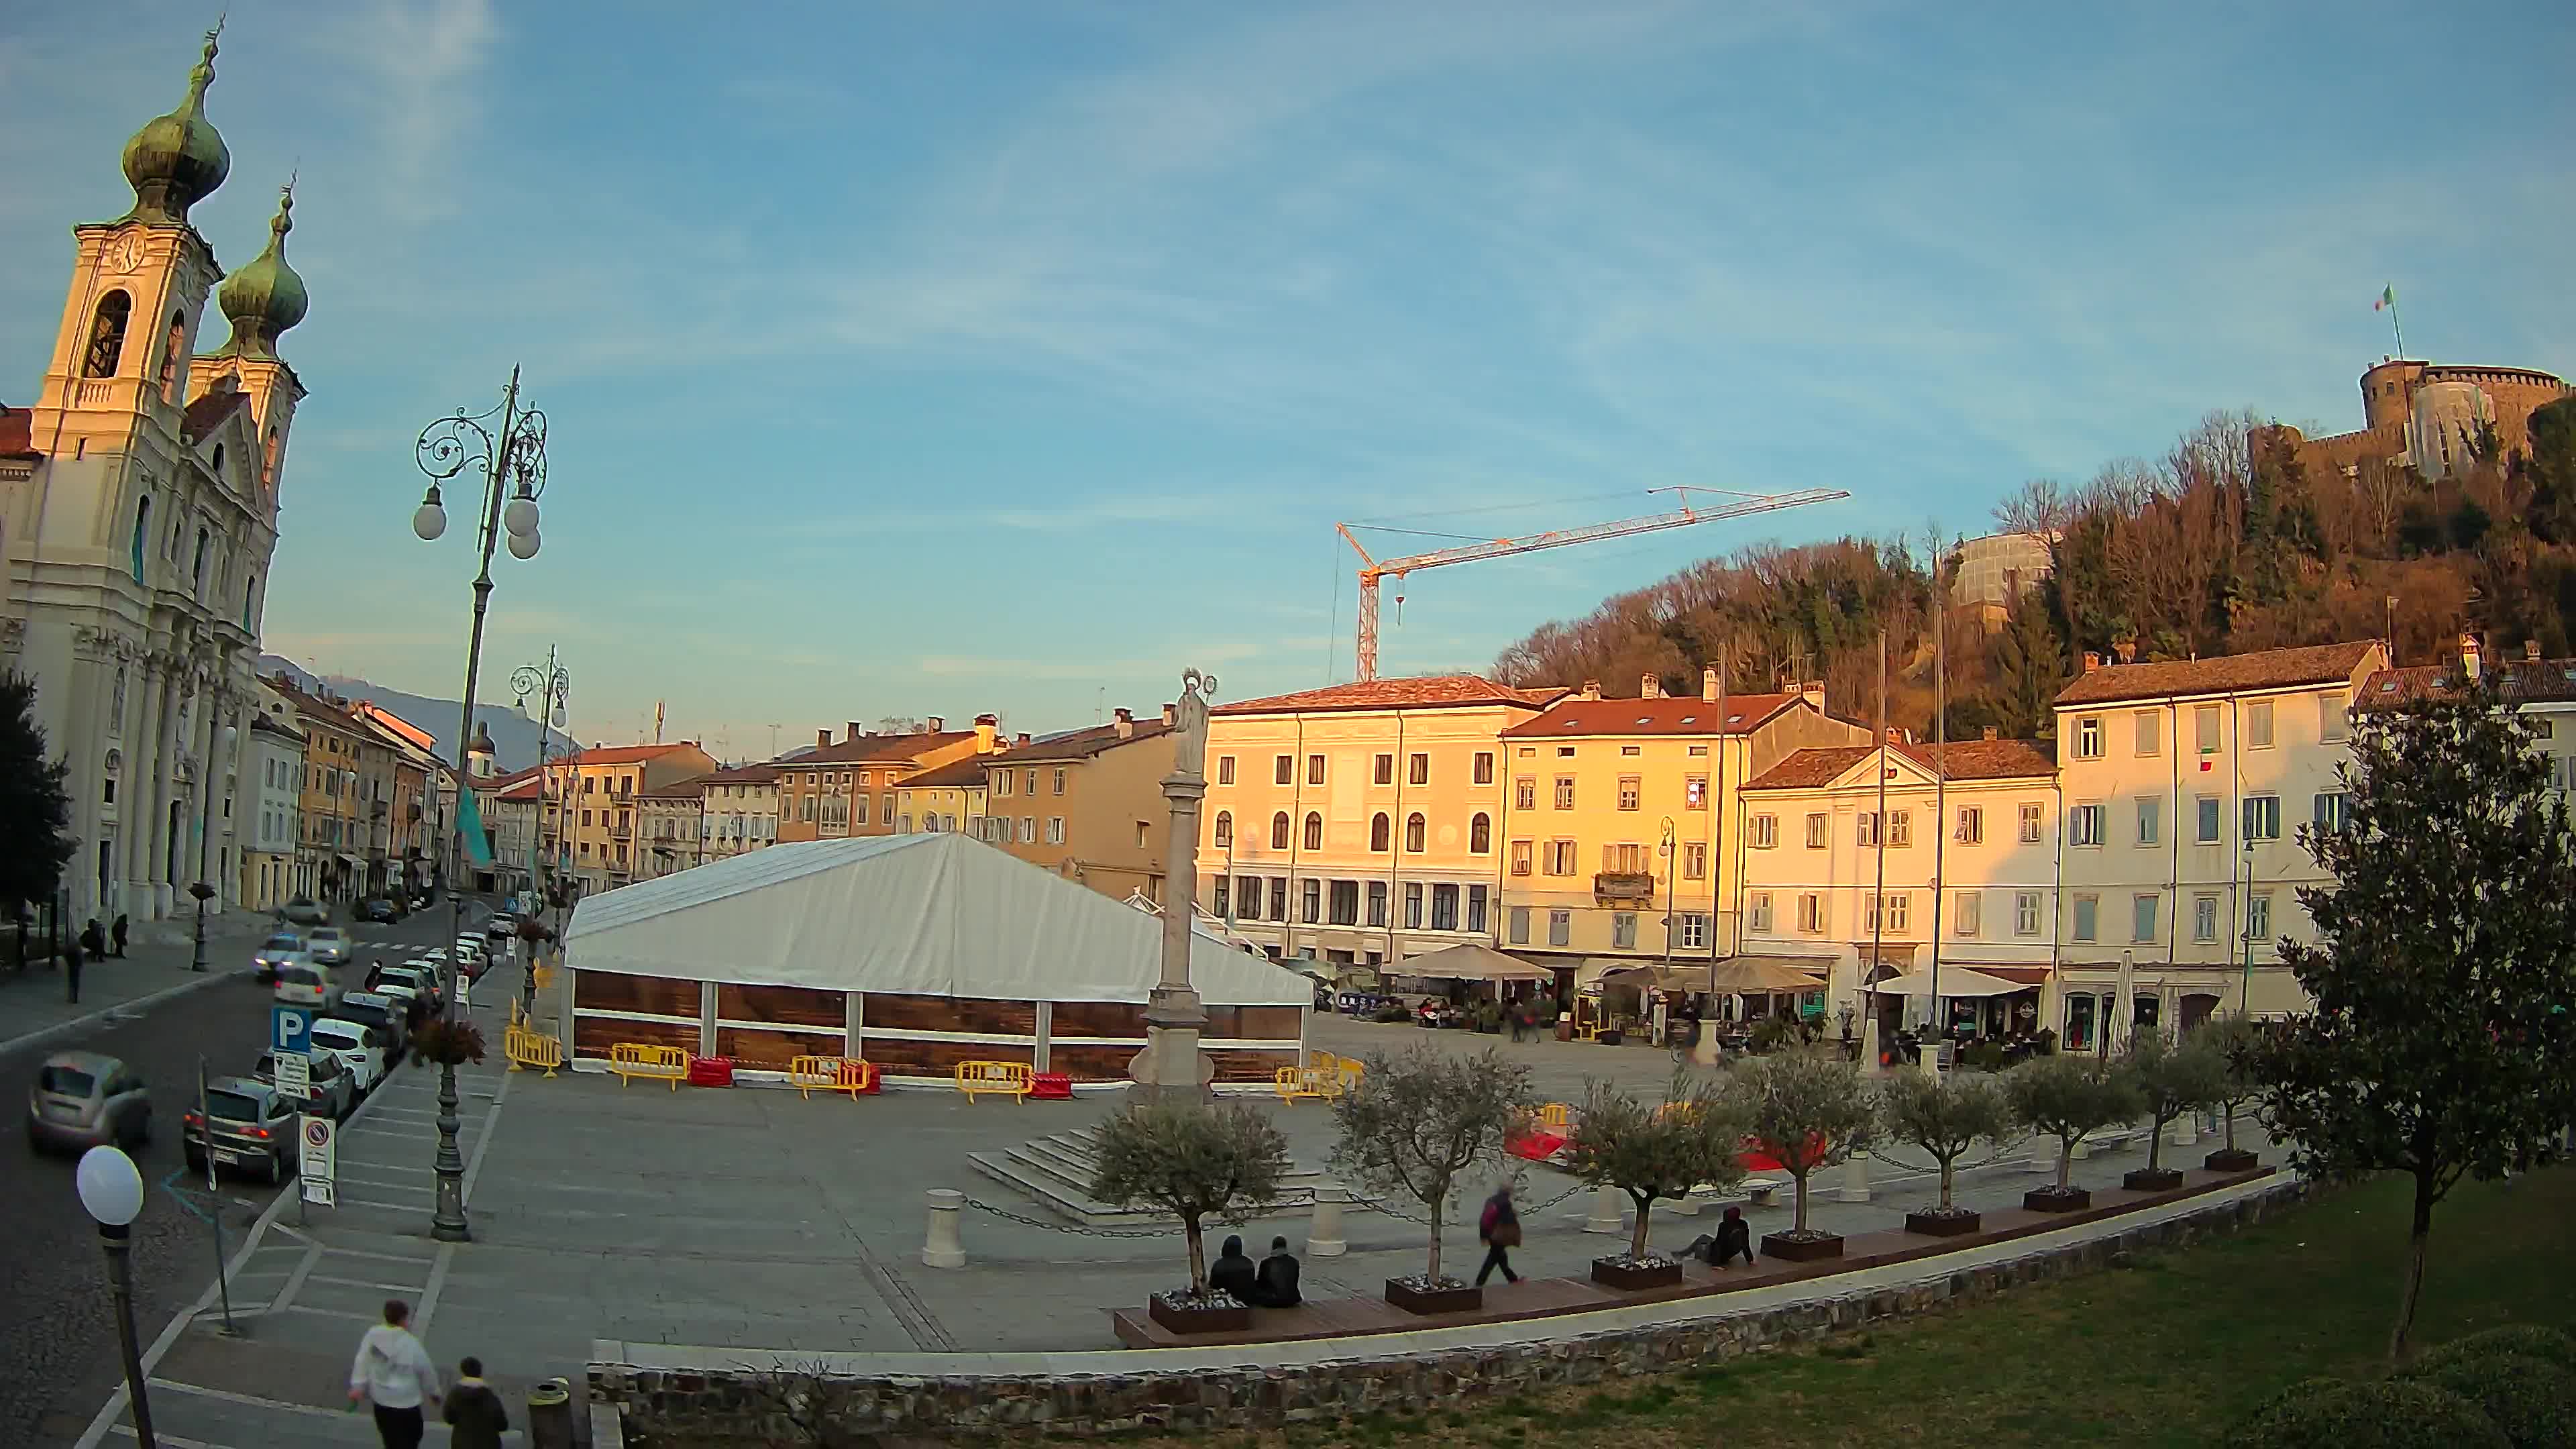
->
xmin=347 ymin=1299 xmax=441 ymax=1449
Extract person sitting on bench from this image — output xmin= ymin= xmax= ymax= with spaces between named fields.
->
xmin=1208 ymin=1235 xmax=1259 ymax=1303
xmin=1248 ymin=1236 xmax=1302 ymax=1307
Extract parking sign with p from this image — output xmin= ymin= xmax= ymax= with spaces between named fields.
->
xmin=272 ymin=1004 xmax=313 ymax=1057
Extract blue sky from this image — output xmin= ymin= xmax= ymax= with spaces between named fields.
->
xmin=5 ymin=1 xmax=2571 ymax=757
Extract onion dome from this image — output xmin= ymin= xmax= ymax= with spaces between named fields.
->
xmin=120 ymin=26 xmax=231 ymax=226
xmin=213 ymin=184 xmax=308 ymax=359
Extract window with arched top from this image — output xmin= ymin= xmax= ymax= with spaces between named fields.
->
xmin=1405 ymin=812 xmax=1426 ymax=853
xmin=1270 ymin=812 xmax=1290 ymax=850
xmin=1470 ymin=812 xmax=1491 ymax=853
xmin=160 ymin=311 xmax=185 ymax=400
xmin=84 ymin=291 xmax=132 ymax=378
xmin=263 ymin=429 xmax=282 ymax=488
xmin=129 ymin=495 xmax=151 ymax=582
xmin=1369 ymin=812 xmax=1390 ymax=852
xmin=1212 ymin=810 xmax=1232 ymax=849
xmin=1303 ymin=812 xmax=1323 ymax=851
xmin=211 ymin=443 xmax=224 ymax=476
xmin=193 ymin=527 xmax=209 ymax=594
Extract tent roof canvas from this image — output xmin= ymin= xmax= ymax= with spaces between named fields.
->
xmin=563 ymin=833 xmax=1308 ymax=1006
xmin=1389 ymin=943 xmax=1553 ymax=983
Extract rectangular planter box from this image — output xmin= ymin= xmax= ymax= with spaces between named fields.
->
xmin=1904 ymin=1209 xmax=1982 ymax=1237
xmin=1760 ymin=1232 xmax=1844 ymax=1263
xmin=2123 ymin=1167 xmax=2185 ymax=1192
xmin=1383 ymin=1279 xmax=1483 ymax=1316
xmin=1590 ymin=1256 xmax=1684 ymax=1291
xmin=1148 ymin=1293 xmax=1249 ymax=1335
xmin=2023 ymin=1187 xmax=2092 ymax=1213
xmin=2204 ymin=1148 xmax=2260 ymax=1173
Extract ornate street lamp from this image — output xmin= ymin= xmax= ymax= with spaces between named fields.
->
xmin=77 ymin=1145 xmax=156 ymax=1447
xmin=411 ymin=367 xmax=549 ymax=1242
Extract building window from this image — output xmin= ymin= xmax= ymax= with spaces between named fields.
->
xmin=1857 ymin=812 xmax=1880 ymax=848
xmin=1307 ymin=754 xmax=1325 ymax=786
xmin=1472 ymin=751 xmax=1494 ymax=785
xmin=1685 ymin=775 xmax=1707 ymax=809
xmin=2193 ymin=894 xmax=2219 ymax=943
xmin=84 ymin=289 xmax=131 ymax=377
xmin=1682 ymin=841 xmax=1706 ymax=879
xmin=1431 ymin=883 xmax=1458 ymax=930
xmin=1510 ymin=839 xmax=1532 ymax=875
xmin=1404 ymin=813 xmax=1426 ymax=852
xmin=1212 ymin=878 xmax=1231 ymax=919
xmin=1409 ymin=753 xmax=1430 ymax=786
xmin=2320 ymin=693 xmax=2349 ymax=743
xmin=1611 ymin=912 xmax=1637 ymax=949
xmin=1796 ymin=892 xmax=1825 ymax=934
xmin=1274 ymin=755 xmax=1293 ymax=786
xmin=1269 ymin=877 xmax=1289 ymax=920
xmin=1602 ymin=842 xmax=1648 ymax=873
xmin=2196 ymin=704 xmax=2221 ymax=755
xmin=1749 ymin=814 xmax=1778 ymax=849
xmin=1329 ymin=879 xmax=1358 ymax=925
xmin=129 ymin=494 xmax=151 ymax=582
xmin=2134 ymin=710 xmax=2161 ymax=757
xmin=1469 ymin=812 xmax=1491 ymax=853
xmin=2135 ymin=797 xmax=2160 ymax=846
xmin=1022 ymin=770 xmax=1038 ymax=796
xmin=996 ymin=771 xmax=1012 ymax=797
xmin=1806 ymin=813 xmax=1829 ymax=849
xmin=1864 ymin=892 xmax=1909 ymax=934
xmin=1547 ymin=909 xmax=1570 ymax=947
xmin=2132 ymin=894 xmax=2159 ymax=943
xmin=1216 ymin=755 xmax=1234 ymax=785
xmin=1553 ymin=776 xmax=1575 ymax=810
xmin=1617 ymin=775 xmax=1640 ymax=810
xmin=1955 ymin=806 xmax=1983 ymax=844
xmin=2074 ymin=716 xmax=2103 ymax=759
xmin=1955 ymin=890 xmax=1982 ymax=938
xmin=2313 ymin=791 xmax=2349 ymax=833
xmin=2247 ymin=700 xmax=2275 ymax=749
xmin=1303 ymin=879 xmax=1322 ymax=924
xmin=1748 ymin=893 xmax=1774 ymax=933
xmin=1403 ymin=881 xmax=1423 ymax=928
xmin=1466 ymin=884 xmax=1488 ymax=934
xmin=2243 ymin=794 xmax=2282 ymax=842
xmin=2246 ymin=890 xmax=2273 ymax=943
xmin=1053 ymin=768 xmax=1067 ymax=794
xmin=2015 ymin=891 xmax=2042 ymax=936
xmin=1887 ymin=810 xmax=1912 ymax=847
xmin=1374 ymin=753 xmax=1394 ymax=786
xmin=2073 ymin=894 xmax=2098 ymax=943
xmin=2069 ymin=803 xmax=2102 ymax=847
xmin=1509 ymin=906 xmax=1530 ymax=945
xmin=1544 ymin=839 xmax=1576 ymax=875
xmin=1213 ymin=811 xmax=1232 ymax=848
xmin=1021 ymin=816 xmax=1038 ymax=843
xmin=1514 ymin=777 xmax=1536 ymax=810
xmin=1556 ymin=746 xmax=1574 ymax=757
xmin=1370 ymin=813 xmax=1391 ymax=852
xmin=1303 ymin=812 xmax=1323 ymax=851
xmin=1367 ymin=880 xmax=1388 ymax=926
xmin=1271 ymin=812 xmax=1290 ymax=849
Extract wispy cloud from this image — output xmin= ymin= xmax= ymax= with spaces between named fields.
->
xmin=299 ymin=0 xmax=496 ymax=225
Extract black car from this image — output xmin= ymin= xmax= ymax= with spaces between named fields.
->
xmin=358 ymin=897 xmax=402 ymax=923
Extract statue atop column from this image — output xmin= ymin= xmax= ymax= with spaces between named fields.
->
xmin=1134 ymin=666 xmax=1220 ymax=1102
xmin=1171 ymin=667 xmax=1216 ymax=776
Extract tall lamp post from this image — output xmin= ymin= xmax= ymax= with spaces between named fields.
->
xmin=411 ymin=367 xmax=549 ymax=1242
xmin=512 ymin=651 xmax=571 ymax=897
xmin=188 ymin=722 xmax=239 ymax=973
xmin=2239 ymin=836 xmax=2257 ymax=1014
xmin=77 ymin=1145 xmax=156 ymax=1448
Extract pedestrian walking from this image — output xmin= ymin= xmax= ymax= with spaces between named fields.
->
xmin=441 ymin=1356 xmax=509 ymax=1449
xmin=80 ymin=918 xmax=105 ymax=962
xmin=64 ymin=936 xmax=84 ymax=1005
xmin=110 ymin=913 xmax=128 ymax=958
xmin=1474 ymin=1183 xmax=1521 ymax=1287
xmin=348 ymin=1299 xmax=441 ymax=1449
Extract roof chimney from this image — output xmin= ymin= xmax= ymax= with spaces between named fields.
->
xmin=1799 ymin=681 xmax=1823 ymax=712
xmin=1640 ymin=673 xmax=1662 ymax=699
xmin=973 ymin=713 xmax=998 ymax=752
xmin=2082 ymin=651 xmax=2102 ymax=674
xmin=847 ymin=722 xmax=864 ymax=743
xmin=1982 ymin=726 xmax=1999 ymax=741
xmin=817 ymin=729 xmax=831 ymax=749
xmin=1580 ymin=678 xmax=1601 ymax=701
xmin=2114 ymin=637 xmax=2137 ymax=664
xmin=2526 ymin=639 xmax=2543 ymax=663
xmin=1701 ymin=665 xmax=1719 ymax=704
xmin=1160 ymin=702 xmax=1176 ymax=727
xmin=1014 ymin=733 xmax=1032 ymax=747
xmin=1114 ymin=706 xmax=1135 ymax=739
xmin=925 ymin=716 xmax=944 ymax=733
xmin=2459 ymin=633 xmax=2481 ymax=683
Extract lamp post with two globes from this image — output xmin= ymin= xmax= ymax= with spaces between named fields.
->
xmin=77 ymin=1145 xmax=156 ymax=1448
xmin=410 ymin=366 xmax=549 ymax=1243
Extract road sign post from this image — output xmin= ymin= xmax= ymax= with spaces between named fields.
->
xmin=300 ymin=1115 xmax=337 ymax=1210
xmin=272 ymin=1004 xmax=314 ymax=1057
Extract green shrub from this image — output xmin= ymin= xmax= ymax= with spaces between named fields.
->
xmin=2230 ymin=1377 xmax=2508 ymax=1449
xmin=2404 ymin=1354 xmax=2576 ymax=1448
xmin=2422 ymin=1325 xmax=2576 ymax=1374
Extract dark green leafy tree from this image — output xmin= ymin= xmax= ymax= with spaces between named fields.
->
xmin=1565 ymin=1071 xmax=1748 ymax=1259
xmin=2122 ymin=1028 xmax=2230 ymax=1175
xmin=2005 ymin=1053 xmax=2143 ymax=1193
xmin=1330 ymin=1044 xmax=1534 ymax=1283
xmin=0 ymin=669 xmax=74 ymax=936
xmin=1091 ymin=1101 xmax=1292 ymax=1296
xmin=2247 ymin=676 xmax=2576 ymax=1361
xmin=1875 ymin=1069 xmax=2012 ymax=1213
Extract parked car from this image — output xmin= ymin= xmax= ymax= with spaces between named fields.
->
xmin=26 ymin=1051 xmax=152 ymax=1153
xmin=484 ymin=912 xmax=517 ymax=943
xmin=272 ymin=958 xmax=333 ymax=1009
xmin=307 ymin=1018 xmax=388 ymax=1093
xmin=253 ymin=930 xmax=307 ymax=985
xmin=358 ymin=897 xmax=402 ymax=924
xmin=250 ymin=1050 xmax=355 ymax=1121
xmin=328 ymin=994 xmax=409 ymax=1066
xmin=181 ymin=1077 xmax=297 ymax=1183
xmin=452 ymin=937 xmax=488 ymax=979
xmin=280 ymin=897 xmax=329 ymax=926
xmin=367 ymin=962 xmax=443 ymax=1010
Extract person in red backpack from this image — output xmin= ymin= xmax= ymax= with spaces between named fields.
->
xmin=1475 ymin=1183 xmax=1521 ymax=1286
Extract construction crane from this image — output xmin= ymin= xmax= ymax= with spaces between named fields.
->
xmin=1336 ymin=486 xmax=1850 ymax=682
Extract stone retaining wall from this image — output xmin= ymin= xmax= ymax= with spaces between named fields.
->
xmin=597 ymin=1179 xmax=2312 ymax=1443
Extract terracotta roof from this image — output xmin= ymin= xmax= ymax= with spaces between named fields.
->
xmin=1501 ymin=692 xmax=1804 ymax=739
xmin=637 ymin=775 xmax=712 ymax=800
xmin=1743 ymin=739 xmax=2057 ymax=792
xmin=2053 ymin=641 xmax=2381 ymax=707
xmin=479 ymin=765 xmax=542 ymax=790
xmin=902 ymin=757 xmax=991 ymax=790
xmin=180 ymin=389 xmax=249 ymax=445
xmin=495 ymin=775 xmax=545 ymax=803
xmin=1000 ymin=717 xmax=1175 ymax=762
xmin=0 ymin=405 xmax=38 ymax=462
xmin=248 ymin=712 xmax=304 ymax=743
xmin=698 ymin=762 xmax=780 ymax=784
xmin=794 ymin=730 xmax=976 ymax=765
xmin=568 ymin=743 xmax=705 ymax=766
xmin=1214 ymin=676 xmax=1565 ymax=716
xmin=2359 ymin=658 xmax=2576 ymax=709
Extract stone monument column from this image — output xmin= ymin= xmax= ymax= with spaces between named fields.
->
xmin=1133 ymin=668 xmax=1218 ymax=1104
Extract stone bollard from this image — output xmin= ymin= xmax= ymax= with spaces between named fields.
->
xmin=1307 ymin=1184 xmax=1348 ymax=1258
xmin=1665 ymin=1191 xmax=1701 ymax=1218
xmin=527 ymin=1378 xmax=574 ymax=1449
xmin=2167 ymin=1112 xmax=2197 ymax=1148
xmin=2072 ymin=1134 xmax=2091 ymax=1160
xmin=1583 ymin=1185 xmax=1625 ymax=1234
xmin=922 ymin=1188 xmax=967 ymax=1269
xmin=1835 ymin=1148 xmax=1872 ymax=1203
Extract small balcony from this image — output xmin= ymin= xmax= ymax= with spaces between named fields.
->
xmin=609 ymin=824 xmax=632 ymax=840
xmin=1593 ymin=871 xmax=1656 ymax=903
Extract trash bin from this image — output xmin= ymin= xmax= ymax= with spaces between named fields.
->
xmin=527 ymin=1378 xmax=574 ymax=1449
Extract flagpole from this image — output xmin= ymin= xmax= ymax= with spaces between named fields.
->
xmin=2378 ymin=285 xmax=2404 ymax=357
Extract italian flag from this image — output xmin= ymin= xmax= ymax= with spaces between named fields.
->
xmin=2375 ymin=286 xmax=2396 ymax=312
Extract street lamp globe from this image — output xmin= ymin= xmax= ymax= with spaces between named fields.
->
xmin=502 ymin=492 xmax=539 ymax=539
xmin=413 ymin=489 xmax=448 ymax=542
xmin=506 ymin=527 xmax=541 ymax=561
xmin=76 ymin=1145 xmax=144 ymax=1228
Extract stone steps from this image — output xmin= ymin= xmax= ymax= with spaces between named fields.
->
xmin=969 ymin=1128 xmax=1336 ymax=1228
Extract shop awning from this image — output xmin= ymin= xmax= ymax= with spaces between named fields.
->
xmin=336 ymin=853 xmax=367 ymax=870
xmin=1394 ymin=943 xmax=1554 ymax=983
xmin=1709 ymin=955 xmax=1834 ymax=995
xmin=1868 ymin=965 xmax=2028 ymax=998
xmin=1945 ymin=964 xmax=2051 ymax=985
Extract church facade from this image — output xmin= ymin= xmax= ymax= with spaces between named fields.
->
xmin=0 ymin=27 xmax=311 ymax=929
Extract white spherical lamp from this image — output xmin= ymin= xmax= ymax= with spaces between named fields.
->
xmin=502 ymin=494 xmax=539 ymax=539
xmin=76 ymin=1145 xmax=145 ymax=1228
xmin=506 ymin=527 xmax=540 ymax=561
xmin=412 ymin=490 xmax=448 ymax=542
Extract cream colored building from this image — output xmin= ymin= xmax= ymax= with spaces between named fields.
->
xmin=697 ymin=763 xmax=780 ymax=862
xmin=1202 ymin=676 xmax=1562 ymax=970
xmin=635 ymin=775 xmax=710 ymax=881
xmin=545 ymin=742 xmax=718 ymax=896
xmin=239 ymin=707 xmax=301 ymax=911
xmin=983 ymin=706 xmax=1177 ymax=902
xmin=1735 ymin=735 xmax=2061 ymax=1038
xmin=1497 ymin=671 xmax=1866 ymax=984
xmin=895 ymin=756 xmax=990 ymax=839
xmin=2050 ymin=639 xmax=2387 ymax=1040
xmin=775 ymin=716 xmax=1000 ymax=843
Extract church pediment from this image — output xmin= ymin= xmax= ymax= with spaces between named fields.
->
xmin=181 ymin=386 xmax=266 ymax=507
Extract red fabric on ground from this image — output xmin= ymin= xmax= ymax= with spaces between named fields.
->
xmin=1509 ymin=1130 xmax=1568 ymax=1162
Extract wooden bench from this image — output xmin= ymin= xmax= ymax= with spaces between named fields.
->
xmin=955 ymin=1059 xmax=1034 ymax=1102
xmin=607 ymin=1042 xmax=690 ymax=1089
xmin=1273 ymin=1064 xmax=1343 ymax=1104
xmin=504 ymin=1024 xmax=564 ymax=1077
xmin=788 ymin=1055 xmax=879 ymax=1099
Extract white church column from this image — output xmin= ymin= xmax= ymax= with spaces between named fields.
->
xmin=127 ymin=657 xmax=174 ymax=918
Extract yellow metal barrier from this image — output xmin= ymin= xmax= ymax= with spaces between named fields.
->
xmin=955 ymin=1059 xmax=1033 ymax=1102
xmin=608 ymin=1042 xmax=690 ymax=1089
xmin=504 ymin=1024 xmax=564 ymax=1077
xmin=790 ymin=1055 xmax=879 ymax=1099
xmin=1273 ymin=1063 xmax=1345 ymax=1104
xmin=1335 ymin=1055 xmax=1365 ymax=1092
xmin=1535 ymin=1101 xmax=1574 ymax=1130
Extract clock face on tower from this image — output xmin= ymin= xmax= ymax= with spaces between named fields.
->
xmin=105 ymin=232 xmax=144 ymax=275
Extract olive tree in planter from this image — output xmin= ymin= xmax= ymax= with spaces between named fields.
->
xmin=1564 ymin=1071 xmax=1748 ymax=1288
xmin=1089 ymin=1099 xmax=1293 ymax=1334
xmin=1876 ymin=1069 xmax=2013 ymax=1236
xmin=1723 ymin=1047 xmax=1878 ymax=1261
xmin=2198 ymin=1015 xmax=2267 ymax=1173
xmin=2004 ymin=1053 xmax=2142 ymax=1212
xmin=2119 ymin=1028 xmax=2229 ymax=1191
xmin=1330 ymin=1043 xmax=1534 ymax=1313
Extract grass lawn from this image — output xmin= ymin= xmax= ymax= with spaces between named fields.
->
xmin=1142 ymin=1166 xmax=2574 ymax=1449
